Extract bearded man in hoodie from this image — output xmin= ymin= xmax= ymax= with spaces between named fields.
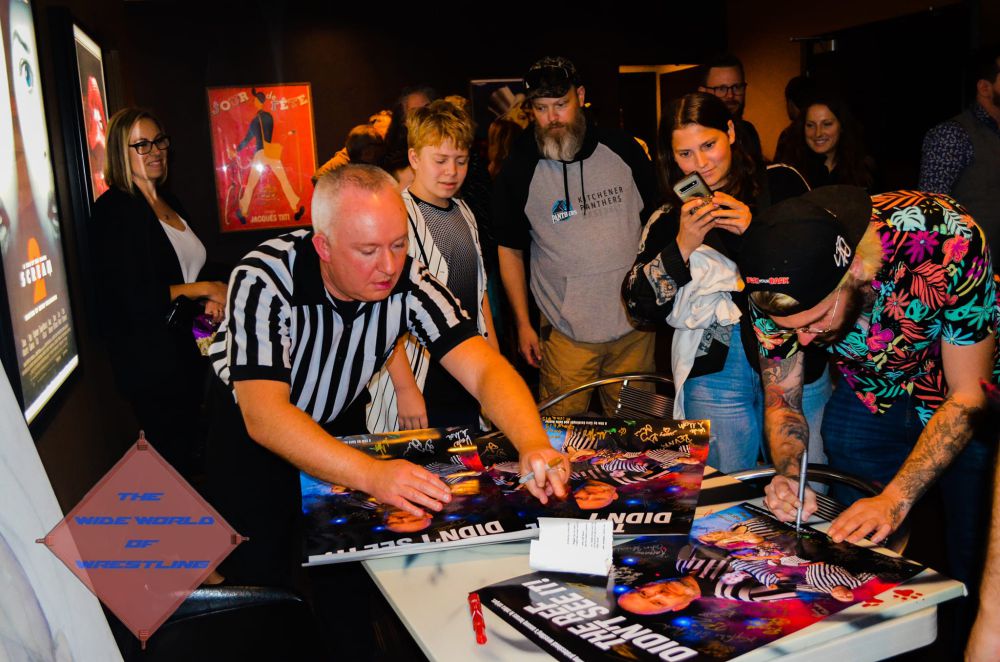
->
xmin=493 ymin=56 xmax=660 ymax=416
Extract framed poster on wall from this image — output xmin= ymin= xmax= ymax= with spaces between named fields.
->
xmin=0 ymin=0 xmax=80 ymax=423
xmin=72 ymin=24 xmax=109 ymax=202
xmin=468 ymin=77 xmax=526 ymax=135
xmin=207 ymin=83 xmax=317 ymax=232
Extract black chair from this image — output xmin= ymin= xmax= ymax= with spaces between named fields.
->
xmin=727 ymin=464 xmax=911 ymax=554
xmin=537 ymin=373 xmax=675 ymax=419
xmin=121 ymin=585 xmax=323 ymax=660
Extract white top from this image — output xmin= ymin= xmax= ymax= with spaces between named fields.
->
xmin=159 ymin=218 xmax=206 ymax=284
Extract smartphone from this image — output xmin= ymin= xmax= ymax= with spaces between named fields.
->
xmin=673 ymin=172 xmax=712 ymax=203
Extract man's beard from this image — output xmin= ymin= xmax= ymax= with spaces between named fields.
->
xmin=811 ymin=277 xmax=873 ymax=346
xmin=535 ymin=110 xmax=586 ymax=161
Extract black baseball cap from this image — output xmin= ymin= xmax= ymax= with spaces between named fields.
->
xmin=739 ymin=186 xmax=872 ymax=314
xmin=524 ymin=56 xmax=581 ymax=100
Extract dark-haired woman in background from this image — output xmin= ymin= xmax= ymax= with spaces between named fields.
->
xmin=785 ymin=94 xmax=876 ymax=190
xmin=91 ymin=108 xmax=227 ymax=476
xmin=622 ymin=92 xmax=831 ymax=473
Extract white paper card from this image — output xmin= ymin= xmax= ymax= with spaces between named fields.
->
xmin=529 ymin=517 xmax=613 ymax=576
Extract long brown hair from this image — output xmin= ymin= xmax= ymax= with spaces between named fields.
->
xmin=659 ymin=92 xmax=758 ymax=204
xmin=784 ymin=94 xmax=874 ymax=189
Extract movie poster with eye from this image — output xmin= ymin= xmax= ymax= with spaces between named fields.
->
xmin=72 ymin=24 xmax=108 ymax=202
xmin=0 ymin=0 xmax=80 ymax=423
xmin=207 ymin=83 xmax=317 ymax=232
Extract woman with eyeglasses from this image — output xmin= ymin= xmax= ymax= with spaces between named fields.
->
xmin=91 ymin=108 xmax=227 ymax=476
xmin=622 ymin=92 xmax=831 ymax=473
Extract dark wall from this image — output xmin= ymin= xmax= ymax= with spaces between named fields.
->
xmin=27 ymin=2 xmax=727 ymax=508
xmin=121 ymin=5 xmax=728 ymax=266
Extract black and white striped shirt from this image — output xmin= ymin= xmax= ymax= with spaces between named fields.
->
xmin=209 ymin=230 xmax=477 ymax=424
xmin=676 ymin=546 xmax=798 ymax=603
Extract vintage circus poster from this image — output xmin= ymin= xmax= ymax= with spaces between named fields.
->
xmin=207 ymin=83 xmax=316 ymax=232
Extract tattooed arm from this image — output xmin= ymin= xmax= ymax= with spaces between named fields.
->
xmin=828 ymin=335 xmax=994 ymax=544
xmin=760 ymin=352 xmax=818 ymax=522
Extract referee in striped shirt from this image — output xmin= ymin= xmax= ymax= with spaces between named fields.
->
xmin=206 ymin=165 xmax=568 ymax=585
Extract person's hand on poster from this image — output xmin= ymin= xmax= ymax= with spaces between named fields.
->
xmin=827 ymin=493 xmax=906 ymax=545
xmin=361 ymin=459 xmax=452 ymax=518
xmin=518 ymin=444 xmax=569 ymax=505
xmin=763 ymin=474 xmax=817 ymax=523
xmin=395 ymin=386 xmax=429 ymax=431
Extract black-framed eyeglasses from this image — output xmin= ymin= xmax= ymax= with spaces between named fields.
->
xmin=525 ymin=65 xmax=573 ymax=91
xmin=129 ymin=136 xmax=171 ymax=155
xmin=703 ymin=83 xmax=748 ymax=96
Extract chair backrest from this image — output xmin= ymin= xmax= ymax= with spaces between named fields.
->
xmin=537 ymin=373 xmax=675 ymax=417
xmin=126 ymin=586 xmax=323 ymax=660
xmin=616 ymin=381 xmax=674 ymax=419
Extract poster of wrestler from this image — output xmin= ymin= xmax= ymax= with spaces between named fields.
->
xmin=479 ymin=503 xmax=926 ymax=661
xmin=301 ymin=418 xmax=710 ymax=565
xmin=207 ymin=83 xmax=316 ymax=232
xmin=0 ymin=0 xmax=79 ymax=423
xmin=72 ymin=24 xmax=108 ymax=201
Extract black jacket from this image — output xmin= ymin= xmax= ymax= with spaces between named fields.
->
xmin=91 ymin=187 xmax=206 ymax=393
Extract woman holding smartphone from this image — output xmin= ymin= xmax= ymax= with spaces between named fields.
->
xmin=622 ymin=92 xmax=830 ymax=473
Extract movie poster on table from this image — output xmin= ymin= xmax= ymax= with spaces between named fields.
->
xmin=479 ymin=503 xmax=925 ymax=661
xmin=72 ymin=24 xmax=108 ymax=202
xmin=0 ymin=0 xmax=79 ymax=423
xmin=301 ymin=418 xmax=710 ymax=564
xmin=207 ymin=83 xmax=316 ymax=232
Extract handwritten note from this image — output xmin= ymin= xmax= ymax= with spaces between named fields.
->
xmin=529 ymin=518 xmax=613 ymax=576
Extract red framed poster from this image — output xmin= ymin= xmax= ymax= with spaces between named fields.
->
xmin=207 ymin=83 xmax=316 ymax=232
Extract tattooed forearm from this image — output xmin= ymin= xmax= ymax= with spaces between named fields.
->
xmin=885 ymin=397 xmax=983 ymax=509
xmin=761 ymin=353 xmax=808 ymax=477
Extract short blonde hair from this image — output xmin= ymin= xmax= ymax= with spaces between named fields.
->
xmin=406 ymin=99 xmax=474 ymax=153
xmin=105 ymin=108 xmax=166 ymax=194
xmin=312 ymin=164 xmax=398 ymax=237
xmin=750 ymin=223 xmax=883 ymax=315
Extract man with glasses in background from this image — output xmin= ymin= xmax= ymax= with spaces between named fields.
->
xmin=738 ymin=185 xmax=997 ymax=639
xmin=699 ymin=53 xmax=763 ymax=164
xmin=493 ymin=56 xmax=659 ymax=416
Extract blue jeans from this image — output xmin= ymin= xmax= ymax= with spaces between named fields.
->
xmin=684 ymin=330 xmax=763 ymax=473
xmin=822 ymin=383 xmax=995 ymax=588
xmin=684 ymin=327 xmax=833 ymax=474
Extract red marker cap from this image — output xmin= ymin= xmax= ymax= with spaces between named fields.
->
xmin=467 ymin=592 xmax=487 ymax=645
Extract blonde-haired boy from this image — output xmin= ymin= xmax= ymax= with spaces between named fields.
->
xmin=366 ymin=99 xmax=498 ymax=432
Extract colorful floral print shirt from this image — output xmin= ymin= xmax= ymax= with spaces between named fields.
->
xmin=751 ymin=192 xmax=997 ymax=424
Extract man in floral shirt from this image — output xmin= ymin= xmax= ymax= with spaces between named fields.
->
xmin=737 ymin=186 xmax=996 ymax=593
